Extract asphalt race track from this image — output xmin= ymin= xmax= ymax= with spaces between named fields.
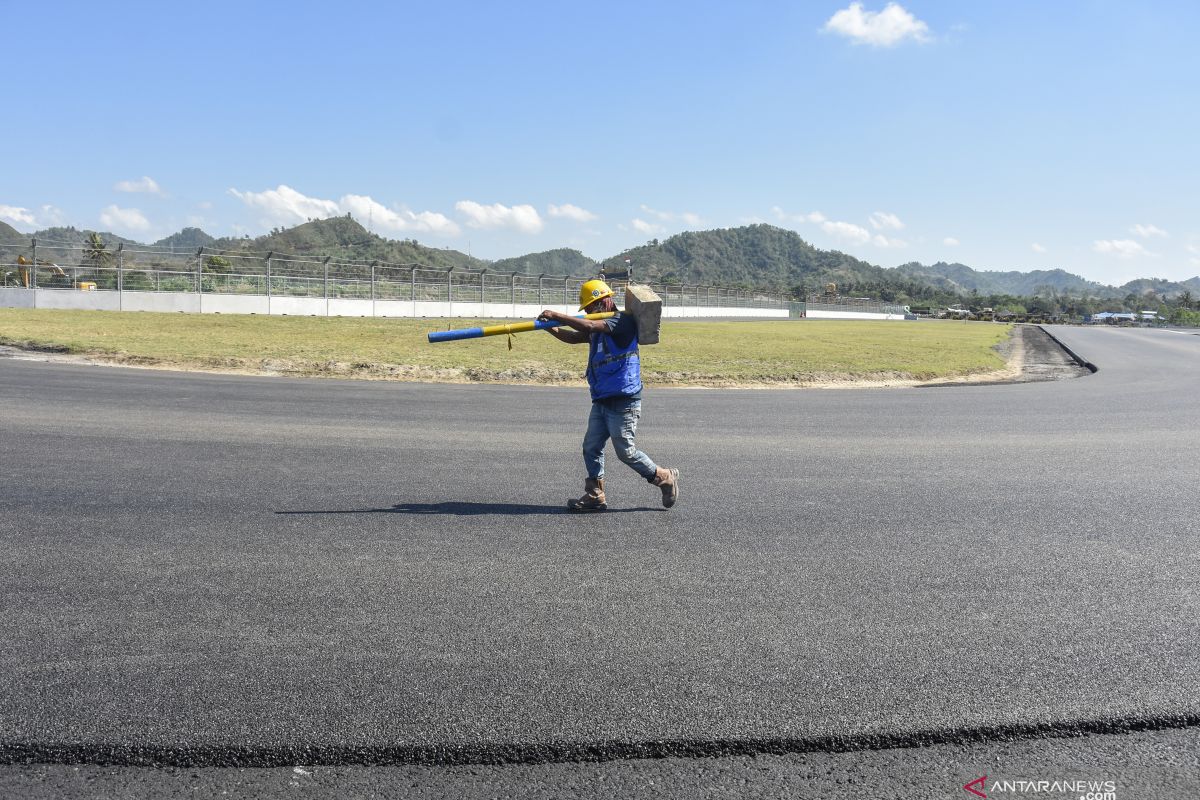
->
xmin=2 ymin=325 xmax=1198 ymax=798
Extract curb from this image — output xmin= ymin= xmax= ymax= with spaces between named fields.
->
xmin=1037 ymin=325 xmax=1097 ymax=373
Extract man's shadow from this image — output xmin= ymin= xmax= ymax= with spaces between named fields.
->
xmin=277 ymin=502 xmax=658 ymax=516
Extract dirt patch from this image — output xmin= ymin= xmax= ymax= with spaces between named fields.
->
xmin=918 ymin=324 xmax=1088 ymax=387
xmin=0 ymin=325 xmax=1089 ymax=389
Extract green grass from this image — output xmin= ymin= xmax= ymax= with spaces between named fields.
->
xmin=0 ymin=308 xmax=1013 ymax=385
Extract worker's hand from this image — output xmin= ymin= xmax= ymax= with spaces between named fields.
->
xmin=537 ymin=309 xmax=560 ymax=323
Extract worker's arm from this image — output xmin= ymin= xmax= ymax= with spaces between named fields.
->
xmin=537 ymin=309 xmax=610 ymax=336
xmin=544 ymin=324 xmax=590 ymax=344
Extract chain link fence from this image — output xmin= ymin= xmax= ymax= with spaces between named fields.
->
xmin=804 ymin=294 xmax=910 ymax=316
xmin=1 ymin=236 xmax=795 ymax=311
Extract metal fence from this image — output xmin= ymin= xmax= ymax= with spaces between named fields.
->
xmin=804 ymin=294 xmax=910 ymax=316
xmin=0 ymin=237 xmax=793 ymax=309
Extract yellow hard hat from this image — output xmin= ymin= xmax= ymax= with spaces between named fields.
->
xmin=578 ymin=279 xmax=614 ymax=310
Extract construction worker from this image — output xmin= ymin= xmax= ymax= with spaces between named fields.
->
xmin=538 ymin=279 xmax=679 ymax=512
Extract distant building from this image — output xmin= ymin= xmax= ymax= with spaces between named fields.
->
xmin=1087 ymin=311 xmax=1163 ymax=324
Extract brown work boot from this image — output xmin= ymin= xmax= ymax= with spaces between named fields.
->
xmin=567 ymin=477 xmax=607 ymax=512
xmin=652 ymin=467 xmax=679 ymax=508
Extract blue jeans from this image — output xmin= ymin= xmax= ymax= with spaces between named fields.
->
xmin=583 ymin=398 xmax=658 ymax=481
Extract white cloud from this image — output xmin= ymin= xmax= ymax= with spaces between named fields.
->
xmin=1131 ymin=223 xmax=1168 ymax=239
xmin=869 ymin=211 xmax=905 ymax=230
xmin=872 ymin=234 xmax=907 ymax=248
xmin=39 ymin=205 xmax=66 ymax=226
xmin=0 ymin=204 xmax=64 ymax=230
xmin=943 ymin=237 xmax=959 ymax=246
xmin=771 ymin=206 xmax=828 ymax=225
xmin=114 ymin=176 xmax=164 ymax=195
xmin=639 ymin=204 xmax=702 ymax=227
xmin=547 ymin=203 xmax=598 ymax=222
xmin=99 ymin=205 xmax=152 ymax=233
xmin=631 ymin=218 xmax=665 ymax=236
xmin=1031 ymin=243 xmax=1047 ymax=253
xmin=0 ymin=205 xmax=38 ymax=227
xmin=228 ymin=185 xmax=340 ymax=223
xmin=1093 ymin=239 xmax=1149 ymax=258
xmin=197 ymin=201 xmax=213 ymax=210
xmin=341 ymin=194 xmax=460 ymax=236
xmin=823 ymin=2 xmax=932 ymax=47
xmin=228 ymin=185 xmax=458 ymax=236
xmin=773 ymin=205 xmax=904 ymax=246
xmin=822 ymin=220 xmax=872 ymax=244
xmin=455 ymin=201 xmax=544 ymax=234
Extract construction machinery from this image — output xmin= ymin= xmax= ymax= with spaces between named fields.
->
xmin=7 ymin=255 xmax=67 ymax=288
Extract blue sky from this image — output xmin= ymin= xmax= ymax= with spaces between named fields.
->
xmin=4 ymin=1 xmax=1198 ymax=285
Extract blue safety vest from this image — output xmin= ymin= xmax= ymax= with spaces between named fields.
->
xmin=587 ymin=322 xmax=642 ymax=401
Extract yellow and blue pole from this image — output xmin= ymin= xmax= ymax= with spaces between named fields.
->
xmin=427 ymin=312 xmax=614 ymax=343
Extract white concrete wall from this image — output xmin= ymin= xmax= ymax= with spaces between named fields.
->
xmin=0 ymin=288 xmax=35 ymax=308
xmin=328 ymin=298 xmax=372 ymax=317
xmin=805 ymin=310 xmax=906 ymax=320
xmin=203 ymin=294 xmax=270 ymax=315
xmin=37 ymin=289 xmax=121 ymax=312
xmin=121 ymin=291 xmax=199 ymax=313
xmin=664 ymin=306 xmax=787 ymax=319
xmin=269 ymin=297 xmax=327 ymax=316
xmin=1 ymin=288 xmax=901 ymax=322
xmin=374 ymin=300 xmax=413 ymax=318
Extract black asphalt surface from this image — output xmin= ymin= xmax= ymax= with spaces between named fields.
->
xmin=2 ymin=324 xmax=1198 ymax=797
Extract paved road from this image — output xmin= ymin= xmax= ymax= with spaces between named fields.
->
xmin=1 ymin=325 xmax=1197 ymax=796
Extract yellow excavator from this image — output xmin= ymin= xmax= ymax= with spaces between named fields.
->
xmin=8 ymin=255 xmax=68 ymax=288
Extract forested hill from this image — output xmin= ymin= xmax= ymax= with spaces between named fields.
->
xmin=209 ymin=216 xmax=488 ymax=270
xmin=894 ymin=261 xmax=1111 ymax=297
xmin=0 ymin=220 xmax=24 ymax=245
xmin=491 ymin=248 xmax=598 ymax=276
xmin=8 ymin=226 xmax=143 ymax=249
xmin=153 ymin=227 xmax=216 ymax=250
xmin=611 ymin=225 xmax=892 ymax=292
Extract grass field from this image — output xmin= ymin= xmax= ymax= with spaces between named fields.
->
xmin=0 ymin=309 xmax=1013 ymax=386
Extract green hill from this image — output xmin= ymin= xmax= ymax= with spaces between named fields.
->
xmin=0 ymin=220 xmax=25 ymax=245
xmin=491 ymin=248 xmax=598 ymax=276
xmin=153 ymin=227 xmax=216 ymax=251
xmin=1118 ymin=277 xmax=1200 ymax=299
xmin=611 ymin=224 xmax=892 ymax=292
xmin=212 ymin=216 xmax=487 ymax=270
xmin=895 ymin=261 xmax=1113 ymax=297
xmin=22 ymin=226 xmax=142 ymax=249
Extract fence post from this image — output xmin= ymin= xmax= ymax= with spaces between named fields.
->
xmin=480 ymin=268 xmax=488 ymax=316
xmin=323 ymin=256 xmax=331 ymax=316
xmin=511 ymin=272 xmax=517 ymax=314
xmin=196 ymin=247 xmax=203 ymax=313
xmin=265 ymin=252 xmax=272 ymax=314
xmin=447 ymin=266 xmax=454 ymax=317
xmin=371 ymin=262 xmax=376 ymax=317
xmin=30 ymin=237 xmax=36 ymax=289
xmin=563 ymin=276 xmax=569 ymax=310
xmin=116 ymin=244 xmax=124 ymax=309
xmin=411 ymin=266 xmax=417 ymax=317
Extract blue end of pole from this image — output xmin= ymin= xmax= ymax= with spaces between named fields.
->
xmin=428 ymin=327 xmax=485 ymax=343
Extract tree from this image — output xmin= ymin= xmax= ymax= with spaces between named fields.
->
xmin=82 ymin=232 xmax=114 ymax=271
xmin=204 ymin=255 xmax=232 ymax=274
